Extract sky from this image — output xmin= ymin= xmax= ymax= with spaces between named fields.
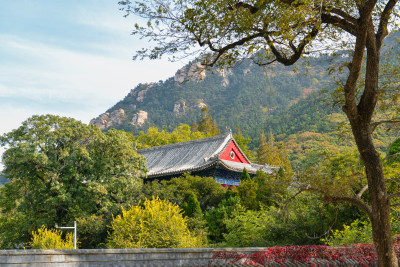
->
xmin=0 ymin=1 xmax=187 ymax=168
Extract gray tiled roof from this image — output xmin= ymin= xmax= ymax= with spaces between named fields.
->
xmin=219 ymin=160 xmax=277 ymax=174
xmin=138 ymin=132 xmax=277 ymax=178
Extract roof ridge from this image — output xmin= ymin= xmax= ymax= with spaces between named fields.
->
xmin=137 ymin=132 xmax=232 ymax=152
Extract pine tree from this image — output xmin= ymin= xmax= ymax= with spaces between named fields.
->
xmin=191 ymin=121 xmax=199 ymax=132
xmin=198 ymin=106 xmax=213 ymax=134
xmin=234 ymin=126 xmax=253 ymax=161
xmin=241 ymin=167 xmax=251 ymax=181
xmin=183 ymin=193 xmax=203 ymax=219
xmin=277 ymin=143 xmax=293 ymax=177
xmin=257 ymin=130 xmax=269 ymax=165
xmin=211 ymin=119 xmax=220 ymax=135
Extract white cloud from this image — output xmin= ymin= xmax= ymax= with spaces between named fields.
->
xmin=0 ymin=34 xmax=184 ymax=108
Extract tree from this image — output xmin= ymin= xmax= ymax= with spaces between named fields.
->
xmin=241 ymin=167 xmax=251 ymax=181
xmin=0 ymin=115 xmax=146 ymax=247
xmin=257 ymin=130 xmax=269 ymax=165
xmin=106 ymin=197 xmax=203 ymax=248
xmin=121 ymin=0 xmax=400 ymax=263
xmin=183 ymin=192 xmax=203 ymax=219
xmin=205 ymin=196 xmax=242 ymax=243
xmin=233 ymin=126 xmax=253 ymax=160
xmin=237 ymin=179 xmax=259 ymax=210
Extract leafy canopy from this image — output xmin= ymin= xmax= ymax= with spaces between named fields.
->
xmin=0 ymin=115 xmax=146 ymax=248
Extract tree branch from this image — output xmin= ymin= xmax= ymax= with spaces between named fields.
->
xmin=197 ymin=32 xmax=265 ymax=66
xmin=320 ymin=13 xmax=357 ymax=36
xmin=377 ymin=0 xmax=399 ymax=48
xmin=341 ymin=23 xmax=366 ymax=120
xmin=265 ymin=26 xmax=319 ymax=66
xmin=295 ymin=184 xmax=372 ymax=218
xmin=357 ymin=21 xmax=379 ymax=122
xmin=323 ymin=194 xmax=372 ymax=219
xmin=371 ymin=119 xmax=400 ymax=132
xmin=357 ymin=184 xmax=369 ymax=198
xmin=228 ymin=2 xmax=259 ymax=14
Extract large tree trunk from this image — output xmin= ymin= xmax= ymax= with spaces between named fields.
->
xmin=353 ymin=126 xmax=398 ymax=266
xmin=346 ymin=36 xmax=399 ymax=264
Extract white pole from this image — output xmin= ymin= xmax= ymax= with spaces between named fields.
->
xmin=55 ymin=221 xmax=77 ymax=249
xmin=74 ymin=221 xmax=77 ymax=249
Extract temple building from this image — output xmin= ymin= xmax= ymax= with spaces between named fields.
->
xmin=138 ymin=130 xmax=277 ymax=187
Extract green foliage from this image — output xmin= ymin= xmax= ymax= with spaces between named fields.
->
xmin=233 ymin=126 xmax=254 ymax=161
xmin=224 ymin=192 xmax=365 ymax=247
xmin=236 ymin=179 xmax=258 ymax=210
xmin=134 ymin=124 xmax=207 ymax=149
xmin=0 ymin=115 xmax=146 ymax=247
xmin=388 ymin=138 xmax=400 ymax=163
xmin=241 ymin=168 xmax=250 ymax=181
xmin=30 ymin=226 xmax=75 ymax=249
xmin=205 ymin=196 xmax=242 ymax=244
xmin=323 ymin=215 xmax=400 ymax=246
xmin=106 ymin=197 xmax=204 ymax=248
xmin=299 ymin=149 xmax=364 ymax=197
xmin=198 ymin=106 xmax=220 ymax=135
xmin=223 ymin=207 xmax=275 ymax=247
xmin=142 ymin=173 xmax=225 ymax=211
xmin=76 ymin=215 xmax=108 ymax=249
xmin=183 ymin=193 xmax=203 ymax=219
xmin=253 ymin=169 xmax=289 ymax=207
xmin=257 ymin=130 xmax=269 ymax=165
xmin=322 ymin=220 xmax=373 ymax=246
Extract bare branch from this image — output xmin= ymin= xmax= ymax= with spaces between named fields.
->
xmin=357 ymin=184 xmax=369 ymax=198
xmin=371 ymin=119 xmax=400 ymax=132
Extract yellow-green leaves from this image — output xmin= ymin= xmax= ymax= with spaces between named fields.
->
xmin=30 ymin=226 xmax=75 ymax=249
xmin=106 ymin=197 xmax=204 ymax=248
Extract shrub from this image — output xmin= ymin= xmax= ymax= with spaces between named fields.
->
xmin=322 ymin=219 xmax=373 ymax=246
xmin=106 ymin=197 xmax=204 ymax=248
xmin=30 ymin=226 xmax=75 ymax=249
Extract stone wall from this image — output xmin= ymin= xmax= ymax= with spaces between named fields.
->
xmin=0 ymin=247 xmax=267 ymax=267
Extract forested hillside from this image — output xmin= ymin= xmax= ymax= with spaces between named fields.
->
xmin=91 ymin=55 xmax=332 ymax=139
xmin=91 ymin=32 xmax=400 ymax=169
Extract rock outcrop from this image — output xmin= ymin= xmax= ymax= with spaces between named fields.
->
xmin=173 ymin=100 xmax=207 ymax=115
xmin=90 ymin=108 xmax=126 ymax=130
xmin=219 ymin=68 xmax=232 ymax=87
xmin=174 ymin=62 xmax=206 ymax=83
xmin=131 ymin=110 xmax=148 ymax=126
xmin=129 ymin=84 xmax=152 ymax=102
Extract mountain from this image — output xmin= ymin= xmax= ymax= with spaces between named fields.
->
xmin=91 ymin=32 xmax=400 ymax=168
xmin=91 ymin=56 xmax=333 ymax=140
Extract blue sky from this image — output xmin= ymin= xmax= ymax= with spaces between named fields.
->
xmin=0 ymin=1 xmax=186 ymax=166
xmin=0 ymin=0 xmax=185 ymax=133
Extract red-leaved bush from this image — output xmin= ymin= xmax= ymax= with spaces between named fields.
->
xmin=211 ymin=243 xmax=400 ymax=266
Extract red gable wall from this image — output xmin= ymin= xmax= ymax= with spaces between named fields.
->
xmin=219 ymin=141 xmax=250 ymax=164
